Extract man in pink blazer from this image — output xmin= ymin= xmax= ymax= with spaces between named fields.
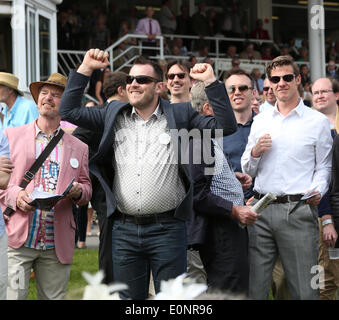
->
xmin=0 ymin=73 xmax=92 ymax=300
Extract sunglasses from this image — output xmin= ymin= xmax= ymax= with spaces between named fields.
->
xmin=167 ymin=73 xmax=186 ymax=80
xmin=269 ymin=74 xmax=295 ymax=84
xmin=263 ymin=86 xmax=271 ymax=92
xmin=226 ymin=85 xmax=252 ymax=94
xmin=126 ymin=75 xmax=161 ymax=85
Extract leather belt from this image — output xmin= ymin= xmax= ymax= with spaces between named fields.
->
xmin=113 ymin=210 xmax=175 ymax=225
xmin=253 ymin=191 xmax=303 ymax=203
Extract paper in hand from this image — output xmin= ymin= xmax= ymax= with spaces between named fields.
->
xmin=289 ymin=186 xmax=320 ymax=215
xmin=301 ymin=186 xmax=320 ymax=200
xmin=29 ymin=178 xmax=75 ymax=211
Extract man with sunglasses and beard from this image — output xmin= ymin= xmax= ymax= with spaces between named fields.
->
xmin=241 ymin=55 xmax=333 ymax=300
xmin=59 ymin=49 xmax=237 ymax=300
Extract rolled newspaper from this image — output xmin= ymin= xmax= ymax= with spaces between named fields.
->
xmin=239 ymin=192 xmax=277 ymax=228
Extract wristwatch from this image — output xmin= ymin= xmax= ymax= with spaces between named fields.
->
xmin=322 ymin=218 xmax=333 ymax=227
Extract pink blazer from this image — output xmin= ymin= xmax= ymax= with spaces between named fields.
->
xmin=0 ymin=122 xmax=92 ymax=264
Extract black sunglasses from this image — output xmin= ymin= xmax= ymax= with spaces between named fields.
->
xmin=263 ymin=86 xmax=270 ymax=91
xmin=269 ymin=74 xmax=295 ymax=84
xmin=167 ymin=72 xmax=186 ymax=80
xmin=226 ymin=85 xmax=252 ymax=94
xmin=126 ymin=75 xmax=161 ymax=85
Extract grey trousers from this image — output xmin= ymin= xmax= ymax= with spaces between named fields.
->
xmin=247 ymin=200 xmax=319 ymax=300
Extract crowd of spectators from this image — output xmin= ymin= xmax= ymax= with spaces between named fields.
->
xmin=57 ymin=1 xmax=339 ymax=108
xmin=57 ymin=2 xmax=339 ymax=63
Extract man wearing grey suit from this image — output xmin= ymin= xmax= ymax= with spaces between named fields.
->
xmin=241 ymin=56 xmax=332 ymax=300
xmin=59 ymin=49 xmax=237 ymax=299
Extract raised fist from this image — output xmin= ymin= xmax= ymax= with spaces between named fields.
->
xmin=190 ymin=63 xmax=216 ymax=86
xmin=77 ymin=48 xmax=110 ymax=76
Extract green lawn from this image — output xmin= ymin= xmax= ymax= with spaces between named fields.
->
xmin=27 ymin=248 xmax=275 ymax=300
xmin=27 ymin=248 xmax=99 ymax=300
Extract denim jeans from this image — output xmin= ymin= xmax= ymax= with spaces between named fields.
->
xmin=112 ymin=217 xmax=187 ymax=300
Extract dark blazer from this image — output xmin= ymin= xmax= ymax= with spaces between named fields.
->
xmin=72 ymin=103 xmax=107 ymax=214
xmin=59 ymin=70 xmax=237 ymax=220
xmin=329 ymin=134 xmax=339 ymax=247
xmin=187 ymin=139 xmax=234 ymax=246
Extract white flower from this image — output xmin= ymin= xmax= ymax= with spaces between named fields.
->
xmin=82 ymin=270 xmax=128 ymax=300
xmin=153 ymin=273 xmax=207 ymax=300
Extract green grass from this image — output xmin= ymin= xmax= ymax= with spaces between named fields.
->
xmin=27 ymin=248 xmax=99 ymax=300
xmin=26 ymin=248 xmax=275 ymax=300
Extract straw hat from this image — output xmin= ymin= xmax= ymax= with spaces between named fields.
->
xmin=0 ymin=72 xmax=24 ymax=96
xmin=29 ymin=73 xmax=67 ymax=103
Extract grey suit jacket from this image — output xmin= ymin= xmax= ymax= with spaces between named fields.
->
xmin=59 ymin=70 xmax=237 ymax=220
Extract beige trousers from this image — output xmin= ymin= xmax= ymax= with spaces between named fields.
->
xmin=186 ymin=248 xmax=207 ymax=284
xmin=318 ymin=218 xmax=339 ymax=300
xmin=0 ymin=232 xmax=8 ymax=300
xmin=271 ymin=256 xmax=291 ymax=300
xmin=7 ymin=246 xmax=71 ymax=300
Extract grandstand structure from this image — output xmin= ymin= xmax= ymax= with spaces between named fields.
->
xmin=0 ymin=0 xmax=61 ymax=95
xmin=0 ymin=0 xmax=338 ymax=94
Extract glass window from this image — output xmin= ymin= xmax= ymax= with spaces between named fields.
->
xmin=39 ymin=15 xmax=51 ymax=80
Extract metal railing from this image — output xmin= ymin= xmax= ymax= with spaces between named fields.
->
xmin=57 ymin=34 xmax=332 ymax=82
xmin=162 ymin=33 xmax=273 ymax=58
xmin=105 ymin=34 xmax=164 ymax=72
xmin=57 ymin=33 xmax=274 ymax=75
xmin=57 ymin=50 xmax=87 ymax=76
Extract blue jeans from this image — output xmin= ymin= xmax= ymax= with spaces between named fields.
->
xmin=112 ymin=217 xmax=187 ymax=300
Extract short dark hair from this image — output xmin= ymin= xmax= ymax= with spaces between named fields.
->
xmin=297 ymin=83 xmax=304 ymax=96
xmin=266 ymin=55 xmax=300 ymax=78
xmin=188 ymin=55 xmax=196 ymax=63
xmin=132 ymin=56 xmax=163 ymax=81
xmin=327 ymin=77 xmax=339 ymax=94
xmin=103 ymin=71 xmax=128 ymax=99
xmin=223 ymin=68 xmax=254 ymax=87
xmin=166 ymin=60 xmax=191 ymax=78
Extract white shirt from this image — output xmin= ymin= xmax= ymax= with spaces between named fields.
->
xmin=259 ymin=100 xmax=275 ymax=113
xmin=241 ymin=99 xmax=332 ymax=197
xmin=113 ymin=104 xmax=185 ymax=215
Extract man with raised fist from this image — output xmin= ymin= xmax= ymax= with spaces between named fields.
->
xmin=59 ymin=48 xmax=237 ymax=299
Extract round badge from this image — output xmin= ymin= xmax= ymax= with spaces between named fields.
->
xmin=70 ymin=158 xmax=79 ymax=168
xmin=158 ymin=133 xmax=171 ymax=145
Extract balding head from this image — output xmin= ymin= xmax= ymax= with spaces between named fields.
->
xmin=312 ymin=78 xmax=338 ymax=112
xmin=312 ymin=78 xmax=338 ymax=117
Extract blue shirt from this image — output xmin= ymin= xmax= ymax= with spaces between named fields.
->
xmin=254 ymin=78 xmax=264 ymax=93
xmin=1 ymin=96 xmax=38 ymax=129
xmin=0 ymin=131 xmax=10 ymax=237
xmin=222 ymin=112 xmax=255 ymax=198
